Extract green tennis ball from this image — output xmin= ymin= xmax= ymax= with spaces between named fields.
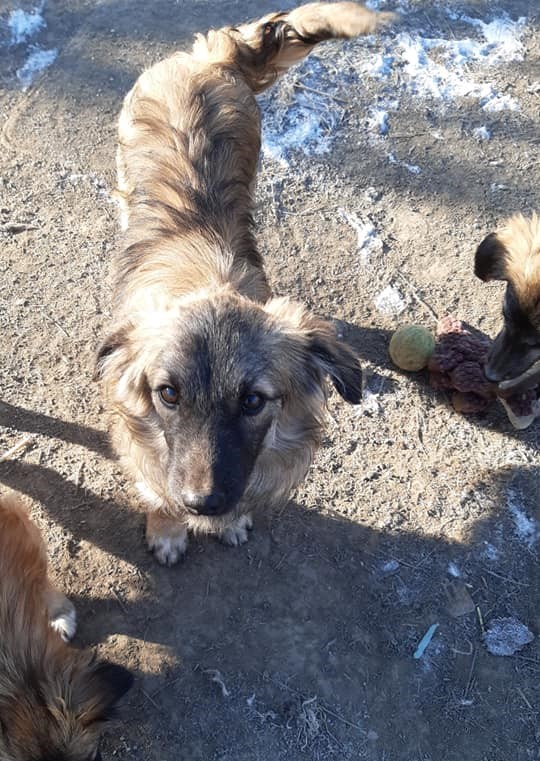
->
xmin=389 ymin=325 xmax=435 ymax=371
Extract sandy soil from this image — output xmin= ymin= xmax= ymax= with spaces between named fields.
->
xmin=1 ymin=1 xmax=539 ymax=759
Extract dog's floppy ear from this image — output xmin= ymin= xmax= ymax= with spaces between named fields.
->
xmin=81 ymin=661 xmax=134 ymax=725
xmin=94 ymin=325 xmax=131 ymax=381
xmin=475 ymin=232 xmax=509 ymax=282
xmin=264 ymin=298 xmax=363 ymax=403
xmin=305 ymin=318 xmax=363 ymax=404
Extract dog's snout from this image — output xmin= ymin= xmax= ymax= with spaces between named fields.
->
xmin=181 ymin=489 xmax=226 ymax=516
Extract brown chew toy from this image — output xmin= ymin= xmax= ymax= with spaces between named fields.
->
xmin=428 ymin=316 xmax=539 ymax=427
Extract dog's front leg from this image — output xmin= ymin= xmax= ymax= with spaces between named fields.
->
xmin=45 ymin=583 xmax=77 ymax=642
xmin=146 ymin=511 xmax=189 ymax=566
xmin=218 ymin=513 xmax=253 ymax=547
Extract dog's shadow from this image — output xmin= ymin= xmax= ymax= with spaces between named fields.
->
xmin=1 ymin=396 xmax=539 ymax=759
xmin=0 ymin=400 xmax=109 ymax=455
xmin=70 ymin=471 xmax=540 ymax=761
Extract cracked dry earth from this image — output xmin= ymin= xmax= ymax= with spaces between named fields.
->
xmin=1 ymin=1 xmax=539 ymax=760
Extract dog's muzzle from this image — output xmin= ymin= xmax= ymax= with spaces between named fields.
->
xmin=181 ymin=489 xmax=228 ymax=516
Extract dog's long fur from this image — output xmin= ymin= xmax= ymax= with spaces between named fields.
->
xmin=97 ymin=3 xmax=394 ymax=564
xmin=0 ymin=493 xmax=132 ymax=760
xmin=475 ymin=212 xmax=540 ymax=388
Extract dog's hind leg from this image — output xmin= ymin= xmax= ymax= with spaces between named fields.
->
xmin=218 ymin=513 xmax=253 ymax=547
xmin=45 ymin=584 xmax=77 ymax=642
xmin=146 ymin=511 xmax=189 ymax=566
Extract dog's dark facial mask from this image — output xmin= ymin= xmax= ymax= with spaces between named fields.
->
xmin=485 ymin=286 xmax=540 ymax=387
xmin=475 ymin=232 xmax=540 ymax=388
xmin=144 ymin=296 xmax=363 ymax=517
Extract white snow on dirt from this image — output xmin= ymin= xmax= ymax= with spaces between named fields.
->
xmin=8 ymin=5 xmax=45 ymax=45
xmin=17 ymin=47 xmax=57 ymax=89
xmin=374 ymin=285 xmax=407 ymax=315
xmin=259 ymin=58 xmax=340 ymax=166
xmin=473 ymin=125 xmax=491 ymax=141
xmin=447 ymin=562 xmax=461 ymax=578
xmin=5 ymin=3 xmax=57 ymax=89
xmin=388 ymin=152 xmax=422 ymax=174
xmin=338 ymin=208 xmax=383 ymax=264
xmin=359 ymin=13 xmax=525 ymax=111
xmin=506 ymin=486 xmax=539 ymax=549
xmin=367 ymin=107 xmax=390 ymax=135
xmin=260 ymin=9 xmax=527 ymax=161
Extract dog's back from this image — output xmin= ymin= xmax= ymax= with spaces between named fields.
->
xmin=0 ymin=494 xmax=49 ymax=649
xmin=115 ymin=3 xmax=395 ymax=311
xmin=0 ymin=494 xmax=132 ymax=761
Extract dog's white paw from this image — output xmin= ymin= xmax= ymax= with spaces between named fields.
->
xmin=147 ymin=531 xmax=189 ymax=566
xmin=220 ymin=514 xmax=253 ymax=547
xmin=50 ymin=601 xmax=77 ymax=642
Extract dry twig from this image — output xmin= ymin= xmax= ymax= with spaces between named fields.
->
xmin=0 ymin=435 xmax=34 ymax=462
xmin=204 ymin=669 xmax=231 ymax=698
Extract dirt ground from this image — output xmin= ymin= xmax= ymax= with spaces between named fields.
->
xmin=1 ymin=0 xmax=539 ymax=759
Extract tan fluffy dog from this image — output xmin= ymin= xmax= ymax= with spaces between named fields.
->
xmin=96 ymin=3 xmax=394 ymax=565
xmin=0 ymin=493 xmax=132 ymax=760
xmin=475 ymin=212 xmax=540 ymax=388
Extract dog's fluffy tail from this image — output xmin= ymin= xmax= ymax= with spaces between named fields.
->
xmin=192 ymin=2 xmax=396 ymax=93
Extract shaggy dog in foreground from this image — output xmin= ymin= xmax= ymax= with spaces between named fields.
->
xmin=96 ymin=2 xmax=394 ymax=565
xmin=0 ymin=492 xmax=132 ymax=760
xmin=475 ymin=213 xmax=540 ymax=391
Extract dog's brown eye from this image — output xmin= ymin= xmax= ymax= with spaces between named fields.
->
xmin=159 ymin=386 xmax=179 ymax=406
xmin=241 ymin=392 xmax=265 ymax=415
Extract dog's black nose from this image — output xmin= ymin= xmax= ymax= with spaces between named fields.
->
xmin=181 ymin=490 xmax=226 ymax=515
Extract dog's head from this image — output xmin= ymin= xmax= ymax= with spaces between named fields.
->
xmin=96 ymin=290 xmax=362 ymax=518
xmin=474 ymin=213 xmax=540 ymax=391
xmin=0 ymin=657 xmax=133 ymax=761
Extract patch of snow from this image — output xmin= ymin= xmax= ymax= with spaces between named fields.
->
xmin=388 ymin=152 xmax=421 ymax=174
xmin=481 ymin=541 xmax=499 ymax=562
xmin=366 ymin=0 xmax=410 ymax=10
xmin=473 ymin=125 xmax=491 ymax=141
xmin=364 ymin=186 xmax=382 ymax=203
xmin=357 ymin=374 xmax=388 ymax=417
xmin=367 ymin=107 xmax=389 ymax=135
xmin=358 ymin=387 xmax=381 ymax=416
xmin=358 ymin=14 xmax=526 ymax=112
xmin=483 ymin=616 xmax=534 ymax=656
xmin=257 ymin=10 xmax=527 ymax=166
xmin=459 ymin=14 xmax=526 ymax=61
xmin=17 ymin=46 xmax=57 ymax=88
xmin=65 ymin=172 xmax=110 ymax=199
xmin=380 ymin=559 xmax=400 ymax=574
xmin=260 ymin=57 xmax=339 ymax=165
xmin=482 ymin=93 xmax=519 ymax=112
xmin=447 ymin=562 xmax=461 ymax=578
xmin=261 ymin=107 xmax=331 ymax=166
xmin=8 ymin=5 xmax=45 ymax=45
xmin=506 ymin=487 xmax=538 ymax=548
xmin=374 ymin=285 xmax=406 ymax=316
xmin=362 ymin=51 xmax=394 ymax=79
xmin=396 ymin=582 xmax=414 ymax=605
xmin=338 ymin=208 xmax=383 ymax=264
